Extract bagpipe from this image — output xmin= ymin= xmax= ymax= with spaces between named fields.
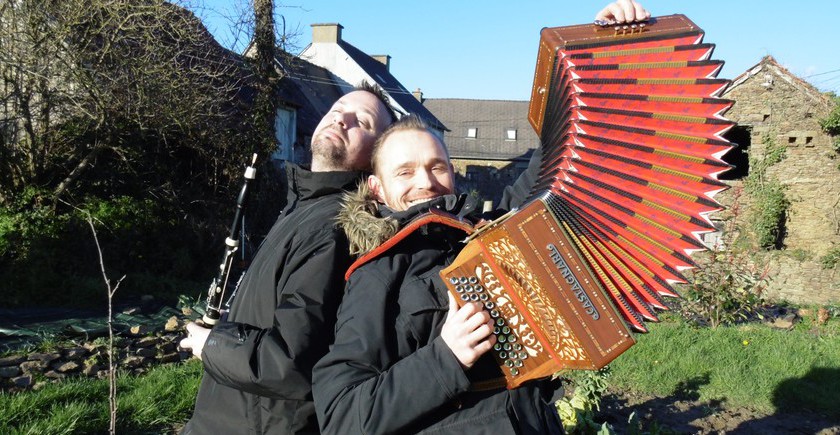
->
xmin=202 ymin=154 xmax=258 ymax=325
xmin=440 ymin=15 xmax=734 ymax=389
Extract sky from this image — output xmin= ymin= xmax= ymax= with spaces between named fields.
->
xmin=187 ymin=0 xmax=840 ymax=101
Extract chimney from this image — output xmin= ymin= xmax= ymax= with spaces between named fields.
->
xmin=311 ymin=23 xmax=343 ymax=43
xmin=412 ymin=88 xmax=424 ymax=103
xmin=371 ymin=55 xmax=391 ymax=71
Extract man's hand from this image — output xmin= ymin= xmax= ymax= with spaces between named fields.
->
xmin=440 ymin=292 xmax=496 ymax=369
xmin=595 ymin=0 xmax=651 ymax=24
xmin=179 ymin=322 xmax=211 ymax=360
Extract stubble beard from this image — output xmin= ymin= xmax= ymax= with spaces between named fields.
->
xmin=311 ymin=133 xmax=347 ymax=171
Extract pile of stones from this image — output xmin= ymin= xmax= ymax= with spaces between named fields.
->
xmin=0 ymin=314 xmax=192 ymax=392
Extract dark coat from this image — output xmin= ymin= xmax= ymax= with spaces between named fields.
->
xmin=312 ymin=185 xmax=563 ymax=435
xmin=182 ymin=164 xmax=365 ymax=435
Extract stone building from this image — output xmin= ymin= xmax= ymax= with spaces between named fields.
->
xmin=721 ymin=55 xmax=839 ymax=304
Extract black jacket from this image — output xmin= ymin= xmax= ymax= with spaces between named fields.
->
xmin=312 ymin=186 xmax=563 ymax=435
xmin=183 ymin=164 xmax=364 ymax=435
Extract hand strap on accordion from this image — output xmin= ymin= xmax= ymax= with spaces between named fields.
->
xmin=344 ymin=208 xmax=475 ymax=281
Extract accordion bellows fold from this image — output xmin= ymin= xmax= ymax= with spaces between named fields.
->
xmin=440 ymin=15 xmax=734 ymax=389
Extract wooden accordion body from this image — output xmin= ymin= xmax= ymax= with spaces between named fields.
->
xmin=440 ymin=15 xmax=734 ymax=389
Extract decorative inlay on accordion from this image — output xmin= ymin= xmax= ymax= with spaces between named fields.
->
xmin=440 ymin=15 xmax=733 ymax=389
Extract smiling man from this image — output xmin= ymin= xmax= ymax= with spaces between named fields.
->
xmin=313 ymin=115 xmax=562 ymax=434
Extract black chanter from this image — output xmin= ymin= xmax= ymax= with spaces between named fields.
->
xmin=202 ymin=154 xmax=258 ymax=325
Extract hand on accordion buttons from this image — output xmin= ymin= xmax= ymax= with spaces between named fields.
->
xmin=595 ymin=0 xmax=650 ymax=25
xmin=441 ymin=292 xmax=497 ymax=369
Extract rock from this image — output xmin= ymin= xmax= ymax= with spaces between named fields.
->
xmin=136 ymin=348 xmax=156 ymax=358
xmin=64 ymin=347 xmax=88 ymax=360
xmin=0 ymin=366 xmax=21 ymax=378
xmin=770 ymin=313 xmax=800 ymax=330
xmin=129 ymin=325 xmax=150 ymax=335
xmin=83 ymin=364 xmax=101 ymax=377
xmin=28 ymin=352 xmax=61 ymax=364
xmin=122 ymin=356 xmax=146 ymax=369
xmin=158 ymin=352 xmax=181 ymax=364
xmin=11 ymin=375 xmax=33 ymax=388
xmin=20 ymin=360 xmax=45 ymax=374
xmin=164 ymin=316 xmax=181 ymax=332
xmin=52 ymin=361 xmax=81 ymax=373
xmin=135 ymin=336 xmax=158 ymax=348
xmin=0 ymin=355 xmax=26 ymax=367
xmin=43 ymin=370 xmax=65 ymax=380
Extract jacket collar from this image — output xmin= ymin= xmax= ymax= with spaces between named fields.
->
xmin=336 ymin=182 xmax=478 ymax=255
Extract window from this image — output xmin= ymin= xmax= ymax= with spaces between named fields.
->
xmin=505 ymin=128 xmax=517 ymax=141
xmin=466 ymin=127 xmax=477 ymax=138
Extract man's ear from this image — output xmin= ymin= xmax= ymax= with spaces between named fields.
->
xmin=367 ymin=175 xmax=385 ymax=203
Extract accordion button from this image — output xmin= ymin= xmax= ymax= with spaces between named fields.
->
xmin=474 ymin=285 xmax=483 ymax=292
xmin=490 ymin=310 xmax=500 ymax=318
xmin=501 ymin=326 xmax=511 ymax=334
xmin=510 ymin=368 xmax=520 ymax=376
xmin=460 ymin=294 xmax=470 ymax=302
xmin=496 ymin=318 xmax=505 ymax=327
xmin=493 ymin=327 xmax=501 ymax=335
xmin=469 ymin=276 xmax=478 ymax=284
xmin=498 ymin=335 xmax=507 ymax=343
xmin=459 ymin=277 xmax=468 ymax=285
xmin=513 ymin=343 xmax=522 ymax=351
xmin=519 ymin=352 xmax=528 ymax=360
xmin=485 ymin=302 xmax=495 ymax=310
xmin=449 ymin=277 xmax=459 ymax=285
xmin=494 ymin=343 xmax=502 ymax=351
xmin=464 ymin=285 xmax=473 ymax=293
xmin=470 ymin=294 xmax=480 ymax=302
xmin=499 ymin=351 xmax=507 ymax=359
xmin=455 ymin=285 xmax=464 ymax=293
xmin=505 ymin=360 xmax=514 ymax=368
xmin=503 ymin=343 xmax=511 ymax=351
xmin=508 ymin=335 xmax=517 ymax=343
xmin=479 ymin=294 xmax=489 ymax=301
xmin=514 ymin=359 xmax=523 ymax=368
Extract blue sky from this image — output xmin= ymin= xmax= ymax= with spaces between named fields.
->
xmin=189 ymin=0 xmax=840 ymax=101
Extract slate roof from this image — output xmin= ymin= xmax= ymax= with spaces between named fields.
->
xmin=337 ymin=40 xmax=445 ymax=131
xmin=423 ymin=99 xmax=539 ymax=161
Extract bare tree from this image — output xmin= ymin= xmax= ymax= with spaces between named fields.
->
xmin=0 ymin=0 xmax=257 ymax=208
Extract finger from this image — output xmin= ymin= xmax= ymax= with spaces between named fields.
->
xmin=594 ymin=4 xmax=617 ymax=23
xmin=462 ymin=309 xmax=492 ymax=333
xmin=637 ymin=2 xmax=651 ymax=21
xmin=619 ymin=0 xmax=637 ymax=23
xmin=185 ymin=322 xmax=198 ymax=335
xmin=447 ymin=292 xmax=459 ymax=318
xmin=466 ymin=321 xmax=495 ymax=345
xmin=179 ymin=336 xmax=192 ymax=350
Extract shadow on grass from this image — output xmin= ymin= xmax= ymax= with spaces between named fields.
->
xmin=597 ymin=369 xmax=840 ymax=434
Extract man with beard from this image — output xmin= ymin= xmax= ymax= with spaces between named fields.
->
xmin=179 ymin=82 xmax=396 ymax=434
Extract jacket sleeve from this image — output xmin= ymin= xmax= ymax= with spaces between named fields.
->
xmin=200 ymin=227 xmax=349 ymax=399
xmin=312 ymin=268 xmax=473 ymax=435
xmin=498 ymin=145 xmax=542 ymax=211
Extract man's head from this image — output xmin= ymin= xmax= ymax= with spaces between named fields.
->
xmin=367 ymin=115 xmax=455 ymax=211
xmin=310 ymin=82 xmax=397 ymax=172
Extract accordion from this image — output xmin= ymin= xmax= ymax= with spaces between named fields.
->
xmin=440 ymin=15 xmax=734 ymax=389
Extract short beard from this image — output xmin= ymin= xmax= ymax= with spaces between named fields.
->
xmin=311 ymin=137 xmax=347 ymax=171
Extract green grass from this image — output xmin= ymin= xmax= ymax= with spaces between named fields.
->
xmin=605 ymin=316 xmax=840 ymax=418
xmin=3 ymin=315 xmax=839 ymax=433
xmin=0 ymin=360 xmax=203 ymax=434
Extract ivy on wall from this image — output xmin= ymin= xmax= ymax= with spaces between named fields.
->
xmin=744 ymin=134 xmax=789 ymax=249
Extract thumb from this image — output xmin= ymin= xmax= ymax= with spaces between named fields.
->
xmin=447 ymin=291 xmax=459 ymax=318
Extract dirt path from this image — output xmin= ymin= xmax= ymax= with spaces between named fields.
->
xmin=597 ymin=390 xmax=840 ymax=434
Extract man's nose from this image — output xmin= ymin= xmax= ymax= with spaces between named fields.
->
xmin=332 ymin=111 xmax=352 ymax=129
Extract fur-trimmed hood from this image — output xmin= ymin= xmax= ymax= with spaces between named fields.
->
xmin=336 ymin=183 xmax=479 ymax=255
xmin=336 ymin=182 xmax=400 ymax=255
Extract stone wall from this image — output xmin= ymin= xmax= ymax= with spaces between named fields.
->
xmin=719 ymin=60 xmax=840 ymax=304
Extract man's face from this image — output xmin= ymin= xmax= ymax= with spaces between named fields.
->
xmin=310 ymin=90 xmax=391 ymax=172
xmin=368 ymin=129 xmax=455 ymax=212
